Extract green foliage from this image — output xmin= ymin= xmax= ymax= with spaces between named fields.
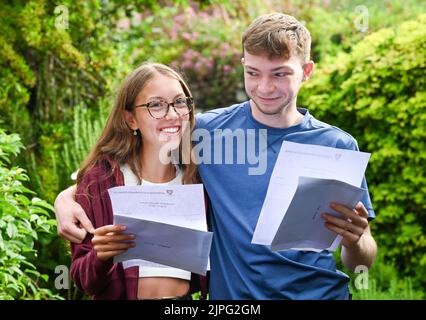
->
xmin=300 ymin=14 xmax=426 ymax=289
xmin=0 ymin=129 xmax=62 ymax=299
xmin=349 ymin=252 xmax=424 ymax=299
xmin=62 ymin=103 xmax=109 ymax=177
xmin=1 ymin=0 xmax=425 ymax=298
xmin=302 ymin=0 xmax=426 ymax=61
xmin=0 ymin=0 xmax=129 ymax=200
xmin=123 ymin=3 xmax=247 ymax=110
xmin=333 ymin=249 xmax=424 ymax=299
xmin=352 ymin=275 xmax=423 ymax=300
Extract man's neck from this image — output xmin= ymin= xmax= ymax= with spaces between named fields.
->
xmin=249 ymin=100 xmax=304 ymax=129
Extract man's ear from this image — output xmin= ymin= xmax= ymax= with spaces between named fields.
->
xmin=302 ymin=61 xmax=314 ymax=81
xmin=124 ymin=110 xmax=138 ymax=130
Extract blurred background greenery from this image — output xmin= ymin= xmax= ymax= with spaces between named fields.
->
xmin=0 ymin=0 xmax=425 ymax=299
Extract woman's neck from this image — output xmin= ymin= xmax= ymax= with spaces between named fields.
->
xmin=140 ymin=146 xmax=176 ymax=183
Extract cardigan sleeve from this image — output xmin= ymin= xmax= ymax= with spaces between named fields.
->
xmin=70 ymin=167 xmax=118 ymax=295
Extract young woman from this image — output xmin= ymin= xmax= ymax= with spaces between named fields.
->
xmin=71 ymin=62 xmax=206 ymax=300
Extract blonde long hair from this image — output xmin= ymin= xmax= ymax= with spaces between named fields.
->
xmin=77 ymin=62 xmax=198 ymax=185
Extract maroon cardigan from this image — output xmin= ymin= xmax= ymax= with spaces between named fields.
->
xmin=71 ymin=157 xmax=208 ymax=300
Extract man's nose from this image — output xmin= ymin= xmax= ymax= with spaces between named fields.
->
xmin=257 ymin=78 xmax=274 ymax=94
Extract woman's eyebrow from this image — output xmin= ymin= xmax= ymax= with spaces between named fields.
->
xmin=146 ymin=93 xmax=185 ymax=101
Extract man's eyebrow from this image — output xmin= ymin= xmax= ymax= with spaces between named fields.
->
xmin=245 ymin=65 xmax=259 ymax=71
xmin=271 ymin=66 xmax=293 ymax=72
xmin=245 ymin=65 xmax=293 ymax=72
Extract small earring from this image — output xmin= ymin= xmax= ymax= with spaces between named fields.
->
xmin=133 ymin=130 xmax=137 ymax=136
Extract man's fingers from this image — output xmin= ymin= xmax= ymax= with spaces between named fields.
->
xmin=94 ymin=225 xmax=127 ymax=236
xmin=59 ymin=224 xmax=87 ymax=243
xmin=61 ymin=232 xmax=84 ymax=244
xmin=324 ymin=222 xmax=359 ymax=242
xmin=330 ymin=203 xmax=368 ymax=228
xmin=76 ymin=210 xmax=95 ymax=234
xmin=322 ymin=213 xmax=364 ymax=236
xmin=355 ymin=201 xmax=369 ymax=218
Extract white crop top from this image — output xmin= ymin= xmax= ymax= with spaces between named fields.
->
xmin=119 ymin=163 xmax=191 ymax=281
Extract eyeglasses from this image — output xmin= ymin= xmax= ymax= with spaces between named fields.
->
xmin=135 ymin=97 xmax=193 ymax=119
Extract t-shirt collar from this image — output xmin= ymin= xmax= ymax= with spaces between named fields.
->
xmin=244 ymin=100 xmax=311 ymax=135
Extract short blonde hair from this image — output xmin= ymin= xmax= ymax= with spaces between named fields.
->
xmin=242 ymin=13 xmax=311 ymax=64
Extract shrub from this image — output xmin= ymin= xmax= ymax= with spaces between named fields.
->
xmin=349 ymin=252 xmax=424 ymax=300
xmin=62 ymin=103 xmax=109 ymax=178
xmin=300 ymin=14 xmax=426 ymax=289
xmin=123 ymin=4 xmax=247 ymax=110
xmin=0 ymin=129 xmax=61 ymax=299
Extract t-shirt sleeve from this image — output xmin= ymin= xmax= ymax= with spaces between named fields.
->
xmin=360 ymin=177 xmax=375 ymax=220
xmin=337 ymin=134 xmax=375 ymax=220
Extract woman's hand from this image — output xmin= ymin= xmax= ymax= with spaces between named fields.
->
xmin=91 ymin=225 xmax=136 ymax=261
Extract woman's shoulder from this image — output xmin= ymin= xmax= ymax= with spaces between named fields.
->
xmin=80 ymin=160 xmax=111 ymax=182
xmin=77 ymin=157 xmax=120 ymax=192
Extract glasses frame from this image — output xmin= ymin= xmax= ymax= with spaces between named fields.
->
xmin=134 ymin=96 xmax=194 ymax=119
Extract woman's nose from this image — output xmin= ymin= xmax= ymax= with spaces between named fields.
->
xmin=165 ymin=105 xmax=180 ymax=119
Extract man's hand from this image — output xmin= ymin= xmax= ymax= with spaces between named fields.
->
xmin=321 ymin=202 xmax=369 ymax=249
xmin=322 ymin=201 xmax=377 ymax=270
xmin=54 ymin=185 xmax=95 ymax=243
xmin=92 ymin=225 xmax=136 ymax=261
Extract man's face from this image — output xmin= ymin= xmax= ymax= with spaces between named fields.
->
xmin=242 ymin=51 xmax=312 ymax=118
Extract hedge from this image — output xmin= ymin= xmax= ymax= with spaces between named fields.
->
xmin=299 ymin=14 xmax=426 ymax=288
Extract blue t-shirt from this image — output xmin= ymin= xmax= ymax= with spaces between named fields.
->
xmin=195 ymin=101 xmax=375 ymax=300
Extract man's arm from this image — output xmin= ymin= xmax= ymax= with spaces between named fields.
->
xmin=54 ymin=185 xmax=95 ymax=243
xmin=341 ymin=224 xmax=377 ymax=271
xmin=322 ymin=202 xmax=377 ymax=271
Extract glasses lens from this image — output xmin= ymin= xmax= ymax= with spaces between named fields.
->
xmin=147 ymin=101 xmax=168 ymax=118
xmin=173 ymin=97 xmax=191 ymax=116
xmin=146 ymin=97 xmax=193 ymax=119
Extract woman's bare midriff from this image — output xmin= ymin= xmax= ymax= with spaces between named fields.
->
xmin=137 ymin=277 xmax=190 ymax=299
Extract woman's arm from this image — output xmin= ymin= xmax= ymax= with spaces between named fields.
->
xmin=69 ymin=169 xmax=134 ymax=295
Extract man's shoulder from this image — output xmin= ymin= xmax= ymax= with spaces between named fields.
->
xmin=195 ymin=102 xmax=247 ymax=129
xmin=305 ymin=113 xmax=358 ymax=150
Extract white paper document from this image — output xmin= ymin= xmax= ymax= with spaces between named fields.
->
xmin=108 ymin=184 xmax=212 ymax=275
xmin=270 ymin=176 xmax=365 ymax=251
xmin=252 ymin=141 xmax=371 ymax=251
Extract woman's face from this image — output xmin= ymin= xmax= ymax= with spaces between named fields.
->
xmin=129 ymin=73 xmax=191 ymax=157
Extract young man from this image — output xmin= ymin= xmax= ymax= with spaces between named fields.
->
xmin=55 ymin=13 xmax=377 ymax=299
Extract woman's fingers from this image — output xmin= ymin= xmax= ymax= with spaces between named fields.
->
xmin=94 ymin=224 xmax=127 ymax=236
xmin=91 ymin=224 xmax=138 ymax=260
xmin=92 ymin=233 xmax=135 ymax=245
xmin=97 ymin=250 xmax=129 ymax=261
xmin=94 ymin=242 xmax=136 ymax=253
